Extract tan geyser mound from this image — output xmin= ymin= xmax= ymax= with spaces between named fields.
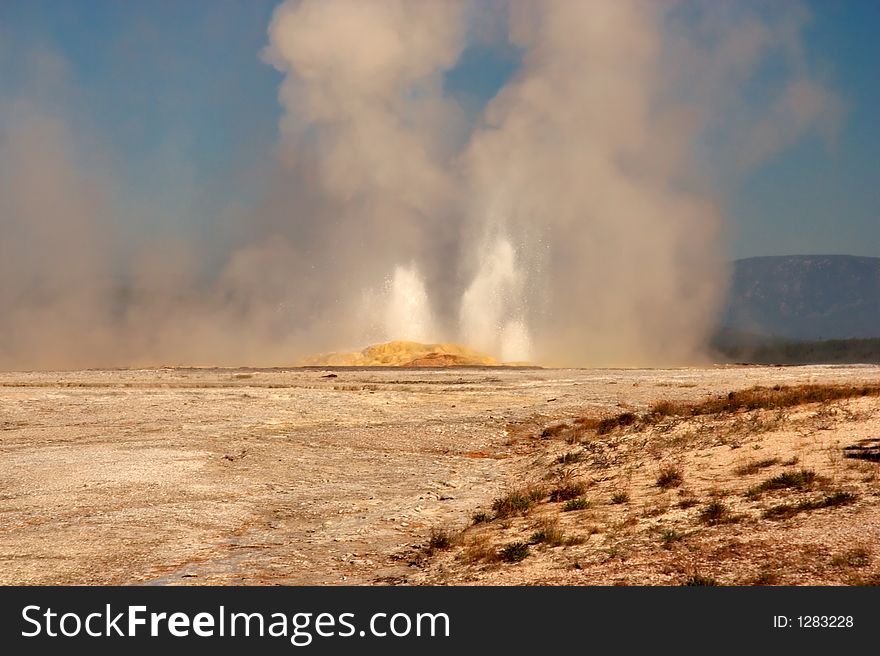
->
xmin=300 ymin=341 xmax=499 ymax=367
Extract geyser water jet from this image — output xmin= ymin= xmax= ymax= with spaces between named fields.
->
xmin=383 ymin=263 xmax=436 ymax=344
xmin=459 ymin=237 xmax=531 ymax=361
xmin=0 ymin=1 xmax=843 ymax=369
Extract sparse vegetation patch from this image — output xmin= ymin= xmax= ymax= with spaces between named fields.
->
xmin=747 ymin=469 xmax=818 ymax=498
xmin=831 ymin=547 xmax=871 ymax=568
xmin=563 ymin=497 xmax=591 ymax=512
xmin=660 ymin=529 xmax=685 ymax=547
xmin=699 ymin=500 xmax=732 ymax=525
xmin=685 ymin=573 xmax=719 ymax=586
xmin=423 ymin=374 xmax=878 ymax=586
xmin=734 ymin=458 xmax=780 ymax=476
xmin=427 ymin=527 xmax=453 ymax=552
xmin=471 ymin=511 xmax=491 ymax=525
xmin=574 ymin=383 xmax=880 ymax=437
xmin=492 ymin=488 xmax=544 ymax=518
xmin=763 ymin=491 xmax=858 ymax=520
xmin=529 ymin=520 xmax=565 ymax=546
xmin=549 ymin=481 xmax=587 ymax=502
xmin=656 ymin=464 xmax=684 ymax=489
xmin=555 ymin=451 xmax=585 ymax=465
xmin=499 ymin=542 xmax=530 ymax=563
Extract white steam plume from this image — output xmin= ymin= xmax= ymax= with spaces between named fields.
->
xmin=0 ymin=1 xmax=843 ymax=369
xmin=383 ymin=263 xmax=436 ymax=344
xmin=459 ymin=237 xmax=530 ymax=359
xmin=460 ymin=0 xmax=725 ymax=365
xmin=263 ymin=0 xmax=468 ymax=347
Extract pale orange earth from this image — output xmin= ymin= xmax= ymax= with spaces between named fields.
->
xmin=0 ymin=364 xmax=877 ymax=585
xmin=298 ymin=340 xmax=499 ymax=367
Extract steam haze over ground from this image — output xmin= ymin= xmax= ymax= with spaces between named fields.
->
xmin=0 ymin=1 xmax=851 ymax=369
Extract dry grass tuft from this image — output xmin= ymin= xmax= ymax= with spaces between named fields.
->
xmin=460 ymin=534 xmax=494 ymax=564
xmin=563 ymin=497 xmax=591 ymax=512
xmin=427 ymin=527 xmax=454 ymax=552
xmin=555 ymin=451 xmax=585 ymax=465
xmin=734 ymin=458 xmax=780 ymax=476
xmin=577 ymin=413 xmax=639 ymax=435
xmin=652 ymin=384 xmax=880 ymax=418
xmin=660 ymin=529 xmax=686 ymax=548
xmin=751 ymin=569 xmax=781 ymax=586
xmin=685 ymin=573 xmax=720 ymax=586
xmin=763 ymin=491 xmax=857 ymax=520
xmin=498 ymin=541 xmax=530 ymax=563
xmin=491 ymin=486 xmax=546 ymax=518
xmin=656 ymin=463 xmax=684 ymax=489
xmin=831 ymin=546 xmax=872 ymax=569
xmin=529 ymin=518 xmax=566 ymax=546
xmin=574 ymin=383 xmax=880 ymax=437
xmin=699 ymin=500 xmax=733 ymax=525
xmin=471 ymin=511 xmax=492 ymax=525
xmin=746 ymin=469 xmax=818 ymax=498
xmin=549 ymin=481 xmax=588 ymax=502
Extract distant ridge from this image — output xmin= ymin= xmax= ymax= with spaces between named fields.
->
xmin=721 ymin=255 xmax=880 ymax=341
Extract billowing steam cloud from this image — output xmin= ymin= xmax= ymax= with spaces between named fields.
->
xmin=262 ymin=0 xmax=469 ymax=348
xmin=0 ymin=1 xmax=842 ymax=369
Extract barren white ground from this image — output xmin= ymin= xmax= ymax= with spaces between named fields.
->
xmin=0 ymin=364 xmax=877 ymax=585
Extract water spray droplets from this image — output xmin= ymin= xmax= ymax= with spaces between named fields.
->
xmin=383 ymin=263 xmax=436 ymax=344
xmin=459 ymin=237 xmax=532 ymax=362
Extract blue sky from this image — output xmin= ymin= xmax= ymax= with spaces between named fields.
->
xmin=0 ymin=0 xmax=877 ymax=260
xmin=729 ymin=1 xmax=880 ymax=258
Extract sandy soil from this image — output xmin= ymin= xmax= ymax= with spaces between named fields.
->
xmin=1 ymin=364 xmax=877 ymax=585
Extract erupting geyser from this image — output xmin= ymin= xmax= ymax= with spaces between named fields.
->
xmin=383 ymin=263 xmax=436 ymax=345
xmin=0 ymin=0 xmax=842 ymax=370
xmin=460 ymin=237 xmax=532 ymax=362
